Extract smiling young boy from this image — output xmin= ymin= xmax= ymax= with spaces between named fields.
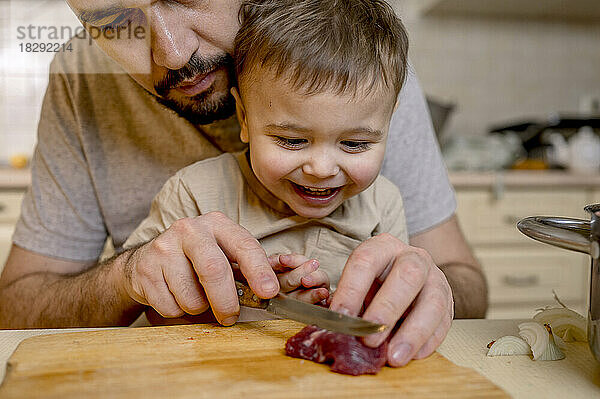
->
xmin=124 ymin=0 xmax=409 ymax=297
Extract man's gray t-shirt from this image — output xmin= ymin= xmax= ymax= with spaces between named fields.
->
xmin=12 ymin=37 xmax=456 ymax=262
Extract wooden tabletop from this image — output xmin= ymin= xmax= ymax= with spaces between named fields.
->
xmin=0 ymin=319 xmax=598 ymax=398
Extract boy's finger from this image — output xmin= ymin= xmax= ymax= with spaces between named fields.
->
xmin=278 ymin=259 xmax=319 ymax=292
xmin=301 ymin=270 xmax=330 ymax=289
xmin=267 ymin=254 xmax=289 ymax=272
xmin=267 ymin=254 xmax=312 ymax=272
xmin=278 ymin=254 xmax=311 ymax=268
xmin=288 ymin=288 xmax=330 ymax=304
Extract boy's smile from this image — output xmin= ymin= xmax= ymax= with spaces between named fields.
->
xmin=233 ymin=69 xmax=398 ymax=219
xmin=291 ymin=183 xmax=343 ymax=206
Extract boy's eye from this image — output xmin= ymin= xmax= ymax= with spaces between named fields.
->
xmin=273 ymin=136 xmax=308 ymax=149
xmin=341 ymin=141 xmax=371 ymax=152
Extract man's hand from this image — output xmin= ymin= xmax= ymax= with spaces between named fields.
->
xmin=329 ymin=233 xmax=454 ymax=367
xmin=123 ymin=212 xmax=280 ymax=325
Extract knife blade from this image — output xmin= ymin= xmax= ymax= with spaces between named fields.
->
xmin=235 ymin=281 xmax=386 ymax=336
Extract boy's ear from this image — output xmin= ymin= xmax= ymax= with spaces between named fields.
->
xmin=231 ymin=87 xmax=249 ymax=143
xmin=393 ymin=95 xmax=400 ymax=113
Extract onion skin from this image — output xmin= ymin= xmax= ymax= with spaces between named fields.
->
xmin=533 ymin=307 xmax=587 ymax=342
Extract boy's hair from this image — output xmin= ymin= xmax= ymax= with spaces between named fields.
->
xmin=234 ymin=0 xmax=409 ymax=99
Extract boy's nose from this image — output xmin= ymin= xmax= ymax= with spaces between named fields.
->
xmin=302 ymin=153 xmax=341 ymax=179
xmin=149 ymin=4 xmax=198 ymax=70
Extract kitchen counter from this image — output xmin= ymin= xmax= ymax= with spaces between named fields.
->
xmin=2 ymin=168 xmax=598 ymax=191
xmin=0 ymin=319 xmax=597 ymax=398
xmin=449 ymin=170 xmax=600 ymax=189
xmin=0 ymin=168 xmax=30 ymax=190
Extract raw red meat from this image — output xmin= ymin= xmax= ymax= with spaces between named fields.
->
xmin=285 ymin=325 xmax=387 ymax=375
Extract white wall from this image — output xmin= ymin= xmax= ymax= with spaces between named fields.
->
xmin=392 ymin=0 xmax=600 ymax=138
xmin=0 ymin=0 xmax=80 ymax=163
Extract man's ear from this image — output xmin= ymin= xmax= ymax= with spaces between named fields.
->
xmin=231 ymin=87 xmax=249 ymax=143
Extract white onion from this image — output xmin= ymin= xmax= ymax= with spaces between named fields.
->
xmin=518 ymin=322 xmax=565 ymax=361
xmin=487 ymin=336 xmax=531 ymax=356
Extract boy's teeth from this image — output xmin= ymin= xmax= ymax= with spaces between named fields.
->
xmin=299 ymin=185 xmax=336 ymax=196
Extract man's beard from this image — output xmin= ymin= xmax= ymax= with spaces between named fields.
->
xmin=154 ymin=53 xmax=236 ymax=125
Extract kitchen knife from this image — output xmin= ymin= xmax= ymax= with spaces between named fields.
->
xmin=235 ymin=281 xmax=386 ymax=336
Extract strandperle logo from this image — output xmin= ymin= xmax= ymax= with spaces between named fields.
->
xmin=16 ymin=24 xmax=147 ymax=43
xmin=14 ymin=23 xmax=147 ymax=54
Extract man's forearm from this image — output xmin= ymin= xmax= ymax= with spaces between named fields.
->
xmin=0 ymin=251 xmax=145 ymax=328
xmin=439 ymin=262 xmax=488 ymax=319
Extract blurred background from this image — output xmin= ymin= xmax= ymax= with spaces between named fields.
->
xmin=0 ymin=0 xmax=599 ymax=168
xmin=0 ymin=0 xmax=599 ymax=318
xmin=392 ymin=0 xmax=600 ymax=172
xmin=397 ymin=1 xmax=600 ymax=136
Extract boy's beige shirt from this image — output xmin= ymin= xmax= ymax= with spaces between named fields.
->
xmin=124 ymin=151 xmax=407 ymax=288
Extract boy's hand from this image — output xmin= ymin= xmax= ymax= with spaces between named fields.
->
xmin=268 ymin=254 xmax=330 ymax=304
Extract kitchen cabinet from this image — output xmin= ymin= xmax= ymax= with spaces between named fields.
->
xmin=452 ymin=171 xmax=600 ymax=319
xmin=422 ymin=0 xmax=600 ymax=22
xmin=0 ymin=191 xmax=25 ymax=271
xmin=0 ymin=168 xmax=30 ymax=272
xmin=593 ymin=189 xmax=600 ymax=204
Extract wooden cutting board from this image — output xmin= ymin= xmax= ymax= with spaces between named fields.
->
xmin=0 ymin=320 xmax=507 ymax=398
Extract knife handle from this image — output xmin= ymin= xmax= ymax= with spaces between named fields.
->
xmin=235 ymin=281 xmax=269 ymax=309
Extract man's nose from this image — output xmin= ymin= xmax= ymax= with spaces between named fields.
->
xmin=148 ymin=4 xmax=198 ymax=70
xmin=302 ymin=151 xmax=341 ymax=179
